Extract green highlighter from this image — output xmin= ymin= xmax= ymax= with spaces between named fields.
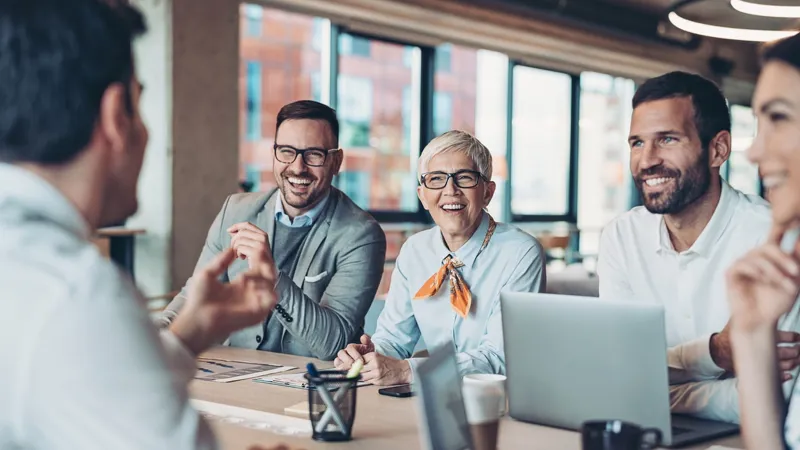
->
xmin=346 ymin=358 xmax=364 ymax=379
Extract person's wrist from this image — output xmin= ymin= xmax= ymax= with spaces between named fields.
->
xmin=729 ymin=316 xmax=779 ymax=335
xmin=169 ymin=312 xmax=211 ymax=356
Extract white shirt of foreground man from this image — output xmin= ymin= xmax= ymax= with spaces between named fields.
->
xmin=0 ymin=165 xmax=219 ymax=449
xmin=598 ymin=180 xmax=778 ymax=423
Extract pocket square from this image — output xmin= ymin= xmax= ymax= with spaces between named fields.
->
xmin=304 ymin=271 xmax=328 ymax=283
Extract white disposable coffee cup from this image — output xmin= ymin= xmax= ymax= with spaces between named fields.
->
xmin=463 ymin=374 xmax=507 ymax=416
xmin=461 ymin=380 xmax=503 ymax=450
xmin=461 ymin=378 xmax=504 ymax=424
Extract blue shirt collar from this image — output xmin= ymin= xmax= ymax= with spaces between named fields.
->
xmin=274 ymin=190 xmax=330 ymax=228
xmin=433 ymin=211 xmax=491 ymax=268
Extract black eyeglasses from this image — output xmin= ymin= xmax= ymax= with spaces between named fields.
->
xmin=273 ymin=144 xmax=341 ymax=167
xmin=419 ymin=170 xmax=487 ymax=190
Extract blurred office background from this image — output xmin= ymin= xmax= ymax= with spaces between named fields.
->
xmin=121 ymin=0 xmax=793 ymax=305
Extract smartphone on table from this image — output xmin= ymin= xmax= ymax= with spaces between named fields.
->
xmin=378 ymin=384 xmax=414 ymax=398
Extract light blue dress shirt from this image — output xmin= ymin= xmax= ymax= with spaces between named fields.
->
xmin=372 ymin=212 xmax=546 ymax=375
xmin=273 ymin=191 xmax=330 ymax=228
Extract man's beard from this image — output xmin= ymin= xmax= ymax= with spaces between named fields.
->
xmin=635 ymin=155 xmax=711 ymax=215
xmin=279 ymin=171 xmax=322 ymax=209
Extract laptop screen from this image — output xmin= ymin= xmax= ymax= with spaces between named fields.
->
xmin=414 ymin=343 xmax=473 ymax=450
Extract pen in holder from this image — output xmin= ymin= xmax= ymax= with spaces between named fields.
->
xmin=304 ymin=368 xmax=360 ymax=441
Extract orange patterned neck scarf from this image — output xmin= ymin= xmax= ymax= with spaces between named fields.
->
xmin=413 ymin=215 xmax=497 ymax=318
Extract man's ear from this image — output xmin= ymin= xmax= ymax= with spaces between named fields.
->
xmin=331 ymin=149 xmax=344 ymax=175
xmin=708 ymin=130 xmax=732 ymax=169
xmin=98 ymin=82 xmax=131 ymax=155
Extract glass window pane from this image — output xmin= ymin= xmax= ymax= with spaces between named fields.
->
xmin=435 ymin=44 xmax=452 ymax=73
xmin=511 ymin=66 xmax=573 ymax=216
xmin=243 ymin=4 xmax=263 ymax=37
xmin=245 ymin=61 xmax=262 ymax=142
xmin=337 ymin=35 xmax=417 ymax=212
xmin=339 ymin=34 xmax=371 ymax=57
xmin=238 ymin=5 xmax=325 ymax=193
xmin=577 ymin=72 xmax=635 ymax=257
xmin=434 ymin=46 xmax=509 ymax=220
xmin=433 ymin=92 xmax=453 ymax=136
xmin=728 ymin=105 xmax=760 ymax=196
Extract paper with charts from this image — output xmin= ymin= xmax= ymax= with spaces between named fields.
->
xmin=195 ymin=358 xmax=295 ymax=382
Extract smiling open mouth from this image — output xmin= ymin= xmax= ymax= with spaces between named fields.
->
xmin=286 ymin=176 xmax=313 ymax=189
xmin=441 ymin=203 xmax=466 ymax=212
xmin=644 ymin=177 xmax=674 ymax=187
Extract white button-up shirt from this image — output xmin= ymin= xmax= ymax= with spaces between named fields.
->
xmin=0 ymin=164 xmax=215 ymax=450
xmin=372 ymin=212 xmax=546 ymax=375
xmin=597 ymin=180 xmax=773 ymax=423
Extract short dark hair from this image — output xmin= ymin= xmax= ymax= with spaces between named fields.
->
xmin=762 ymin=33 xmax=800 ymax=72
xmin=0 ymin=0 xmax=146 ymax=165
xmin=275 ymin=100 xmax=339 ymax=147
xmin=632 ymin=71 xmax=731 ymax=151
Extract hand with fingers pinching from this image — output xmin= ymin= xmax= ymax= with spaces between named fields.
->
xmin=170 ymin=248 xmax=278 ymax=355
xmin=334 ymin=334 xmax=411 ymax=385
xmin=228 ymin=222 xmax=276 ymax=275
xmin=359 ymin=352 xmax=412 ymax=386
xmin=334 ymin=334 xmax=374 ymax=370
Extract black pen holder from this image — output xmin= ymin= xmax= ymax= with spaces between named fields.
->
xmin=304 ymin=370 xmax=360 ymax=442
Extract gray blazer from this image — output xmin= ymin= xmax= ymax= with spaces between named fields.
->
xmin=159 ymin=187 xmax=386 ymax=360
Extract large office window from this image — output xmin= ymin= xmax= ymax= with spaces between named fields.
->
xmin=238 ymin=5 xmax=325 ymax=193
xmin=434 ymin=46 xmax=509 ymax=220
xmin=577 ymin=72 xmax=636 ymax=256
xmin=727 ymin=105 xmax=760 ymax=196
xmin=511 ymin=66 xmax=573 ymax=218
xmin=336 ymin=34 xmax=419 ymax=212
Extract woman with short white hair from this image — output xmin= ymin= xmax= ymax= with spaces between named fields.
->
xmin=334 ymin=130 xmax=546 ymax=385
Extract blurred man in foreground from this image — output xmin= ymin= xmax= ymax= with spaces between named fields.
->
xmin=0 ymin=1 xmax=278 ymax=448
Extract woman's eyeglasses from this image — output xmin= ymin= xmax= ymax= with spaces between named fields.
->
xmin=419 ymin=170 xmax=487 ymax=190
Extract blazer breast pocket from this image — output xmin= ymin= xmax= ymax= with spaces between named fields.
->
xmin=304 ymin=271 xmax=329 ymax=283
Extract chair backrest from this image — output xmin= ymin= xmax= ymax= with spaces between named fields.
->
xmin=544 ymin=264 xmax=599 ymax=297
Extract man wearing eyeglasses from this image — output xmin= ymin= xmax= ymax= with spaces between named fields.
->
xmin=159 ymin=100 xmax=387 ymax=361
xmin=333 ymin=130 xmax=546 ymax=385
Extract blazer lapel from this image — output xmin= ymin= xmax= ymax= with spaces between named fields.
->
xmin=260 ymin=188 xmax=279 ymax=248
xmin=291 ymin=191 xmax=337 ymax=287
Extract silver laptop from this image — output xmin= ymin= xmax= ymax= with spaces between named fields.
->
xmin=500 ymin=292 xmax=739 ymax=447
xmin=414 ymin=343 xmax=473 ymax=450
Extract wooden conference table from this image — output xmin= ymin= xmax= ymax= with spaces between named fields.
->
xmin=191 ymin=347 xmax=744 ymax=450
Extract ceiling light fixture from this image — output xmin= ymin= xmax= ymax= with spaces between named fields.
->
xmin=668 ymin=11 xmax=799 ymax=42
xmin=730 ymin=0 xmax=800 ymax=18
